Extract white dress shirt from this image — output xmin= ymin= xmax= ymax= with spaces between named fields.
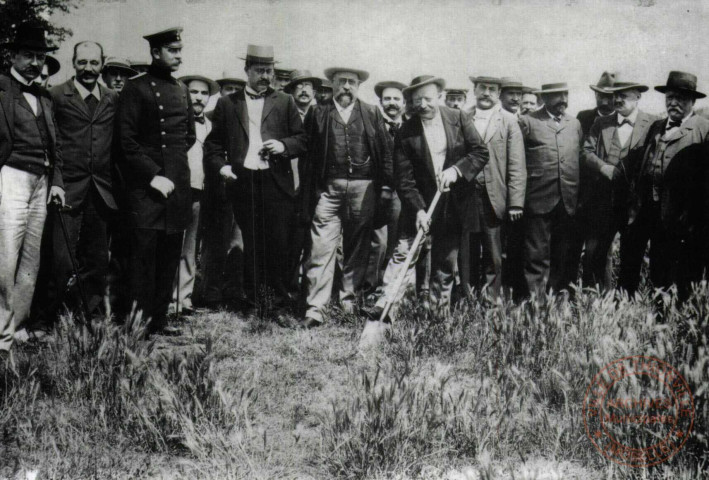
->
xmin=616 ymin=108 xmax=638 ymax=147
xmin=421 ymin=111 xmax=448 ymax=175
xmin=11 ymin=67 xmax=38 ymax=116
xmin=243 ymin=86 xmax=269 ymax=170
xmin=73 ymin=78 xmax=101 ymax=102
xmin=473 ymin=104 xmax=496 ymax=138
xmin=334 ymin=99 xmax=355 ymax=124
xmin=188 ymin=116 xmax=211 ymax=189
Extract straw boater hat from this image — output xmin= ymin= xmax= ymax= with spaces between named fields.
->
xmin=499 ymin=77 xmax=532 ymax=91
xmin=1 ymin=24 xmax=58 ymax=52
xmin=324 ymin=67 xmax=370 ymax=82
xmin=216 ymin=70 xmax=246 ymax=88
xmin=535 ymin=82 xmax=570 ymax=94
xmin=45 ymin=55 xmax=61 ymax=76
xmin=179 ymin=75 xmax=220 ymax=96
xmin=374 ymin=81 xmax=407 ymax=98
xmin=102 ymin=57 xmax=137 ymax=77
xmin=589 ymin=71 xmax=616 ymax=93
xmin=284 ymin=69 xmax=322 ymax=93
xmin=654 ymin=71 xmax=706 ymax=99
xmin=402 ymin=75 xmax=446 ymax=95
xmin=239 ymin=44 xmax=278 ymax=64
xmin=469 ymin=75 xmax=501 ymax=86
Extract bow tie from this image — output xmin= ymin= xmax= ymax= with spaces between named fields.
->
xmin=20 ymin=82 xmax=41 ymax=97
xmin=245 ymin=88 xmax=270 ymax=100
xmin=553 ymin=116 xmax=561 ymax=123
xmin=194 ymin=116 xmax=205 ymax=125
xmin=667 ymin=119 xmax=682 ymax=130
xmin=618 ymin=118 xmax=634 ymax=127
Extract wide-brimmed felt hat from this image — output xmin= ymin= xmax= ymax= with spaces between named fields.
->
xmin=318 ymin=78 xmax=332 ymax=90
xmin=217 ymin=78 xmax=246 ymax=88
xmin=284 ymin=69 xmax=322 ymax=93
xmin=240 ymin=44 xmax=278 ymax=64
xmin=45 ymin=55 xmax=60 ymax=76
xmin=324 ymin=67 xmax=370 ymax=83
xmin=143 ymin=27 xmax=183 ymax=48
xmin=500 ymin=77 xmax=531 ymax=91
xmin=469 ymin=75 xmax=501 ymax=86
xmin=179 ymin=75 xmax=220 ymax=96
xmin=274 ymin=68 xmax=293 ymax=79
xmin=522 ymin=86 xmax=536 ymax=94
xmin=374 ymin=81 xmax=406 ymax=98
xmin=102 ymin=57 xmax=137 ymax=76
xmin=535 ymin=82 xmax=570 ymax=95
xmin=445 ymin=88 xmax=468 ymax=96
xmin=606 ymin=76 xmax=648 ymax=93
xmin=403 ymin=75 xmax=446 ymax=95
xmin=655 ymin=71 xmax=706 ymax=98
xmin=1 ymin=24 xmax=58 ymax=52
xmin=589 ymin=71 xmax=616 ymax=93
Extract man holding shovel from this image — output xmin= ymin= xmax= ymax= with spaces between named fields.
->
xmin=360 ymin=75 xmax=489 ymax=348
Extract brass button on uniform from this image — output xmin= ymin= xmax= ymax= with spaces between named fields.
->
xmin=156 ymin=92 xmax=161 ymax=97
xmin=159 ymin=105 xmax=164 ymax=110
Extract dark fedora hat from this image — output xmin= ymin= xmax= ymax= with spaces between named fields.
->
xmin=374 ymin=81 xmax=407 ymax=98
xmin=402 ymin=75 xmax=446 ymax=95
xmin=179 ymin=75 xmax=220 ymax=96
xmin=655 ymin=71 xmax=706 ymax=99
xmin=606 ymin=76 xmax=648 ymax=93
xmin=45 ymin=55 xmax=60 ymax=76
xmin=1 ymin=23 xmax=58 ymax=52
xmin=589 ymin=71 xmax=616 ymax=93
xmin=284 ymin=69 xmax=322 ymax=93
xmin=324 ymin=67 xmax=370 ymax=83
xmin=535 ymin=82 xmax=570 ymax=94
xmin=240 ymin=44 xmax=278 ymax=64
xmin=318 ymin=78 xmax=332 ymax=91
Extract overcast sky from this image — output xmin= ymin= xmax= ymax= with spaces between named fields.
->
xmin=50 ymin=0 xmax=709 ymax=115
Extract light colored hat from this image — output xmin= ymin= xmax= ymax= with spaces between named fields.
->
xmin=239 ymin=44 xmax=277 ymax=64
xmin=324 ymin=67 xmax=370 ymax=83
xmin=402 ymin=75 xmax=446 ymax=95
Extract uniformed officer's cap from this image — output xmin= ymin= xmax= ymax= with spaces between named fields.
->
xmin=445 ymin=88 xmax=468 ymax=97
xmin=143 ymin=27 xmax=183 ymax=48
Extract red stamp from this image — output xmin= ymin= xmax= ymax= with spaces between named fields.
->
xmin=583 ymin=355 xmax=694 ymax=467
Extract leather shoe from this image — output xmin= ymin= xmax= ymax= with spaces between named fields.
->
xmin=298 ymin=317 xmax=323 ymax=329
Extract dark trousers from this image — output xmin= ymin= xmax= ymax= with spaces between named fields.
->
xmin=459 ymin=186 xmax=503 ymax=297
xmin=582 ymin=205 xmax=625 ymax=290
xmin=618 ymin=201 xmax=673 ymax=295
xmin=199 ymin=174 xmax=243 ymax=306
xmin=129 ymin=228 xmax=183 ymax=332
xmin=523 ymin=202 xmax=577 ymax=295
xmin=502 ymin=215 xmax=526 ymax=299
xmin=232 ymin=169 xmax=293 ymax=310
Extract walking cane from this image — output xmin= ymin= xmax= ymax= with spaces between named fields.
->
xmin=54 ymin=203 xmax=93 ymax=332
xmin=379 ymin=189 xmax=442 ymax=327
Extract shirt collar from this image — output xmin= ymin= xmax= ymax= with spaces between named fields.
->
xmin=618 ymin=109 xmax=638 ymax=125
xmin=244 ymin=85 xmax=266 ymax=99
xmin=597 ymin=108 xmax=615 ymax=118
xmin=73 ymin=78 xmax=101 ymax=101
xmin=666 ymin=112 xmax=693 ymax=128
xmin=10 ymin=67 xmax=32 ymax=87
xmin=382 ymin=110 xmax=402 ymax=125
xmin=334 ymin=98 xmax=356 ymax=115
xmin=475 ymin=103 xmax=498 ymax=118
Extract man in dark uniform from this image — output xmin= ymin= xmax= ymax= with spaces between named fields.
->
xmin=116 ymin=27 xmax=195 ymax=335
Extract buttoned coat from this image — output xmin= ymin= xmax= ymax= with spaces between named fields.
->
xmin=116 ymin=67 xmax=196 ymax=232
xmin=628 ymin=113 xmax=709 ymax=226
xmin=203 ymin=88 xmax=307 ymax=198
xmin=0 ymin=74 xmax=63 ymax=188
xmin=518 ymin=109 xmax=583 ymax=216
xmin=581 ymin=110 xmax=656 ymax=212
xmin=479 ymin=106 xmax=526 ymax=219
xmin=50 ymin=79 xmax=118 ymax=210
xmin=395 ymin=106 xmax=489 ymax=233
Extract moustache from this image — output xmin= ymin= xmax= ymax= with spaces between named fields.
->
xmin=298 ymin=92 xmax=311 ymax=98
xmin=385 ymin=105 xmax=401 ymax=112
xmin=24 ymin=66 xmax=40 ymax=75
xmin=192 ymin=101 xmax=204 ymax=107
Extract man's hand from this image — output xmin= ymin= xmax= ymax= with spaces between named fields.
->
xmin=150 ymin=175 xmax=175 ymax=199
xmin=219 ymin=165 xmax=238 ymax=181
xmin=262 ymin=139 xmax=285 ymax=155
xmin=416 ymin=209 xmax=430 ymax=233
xmin=600 ymin=164 xmax=618 ymax=181
xmin=508 ymin=207 xmax=523 ymax=222
xmin=48 ymin=186 xmax=66 ymax=206
xmin=437 ymin=167 xmax=459 ymax=192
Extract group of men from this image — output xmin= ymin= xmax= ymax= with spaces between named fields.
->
xmin=1 ymin=23 xmax=708 ymax=354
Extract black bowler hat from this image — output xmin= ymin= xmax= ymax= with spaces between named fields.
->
xmin=143 ymin=27 xmax=183 ymax=48
xmin=1 ymin=23 xmax=58 ymax=52
xmin=655 ymin=71 xmax=706 ymax=99
xmin=45 ymin=55 xmax=60 ymax=76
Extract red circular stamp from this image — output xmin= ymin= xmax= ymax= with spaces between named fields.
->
xmin=583 ymin=355 xmax=694 ymax=467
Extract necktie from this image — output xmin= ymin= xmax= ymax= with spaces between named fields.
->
xmin=20 ymin=82 xmax=40 ymax=97
xmin=245 ymin=88 xmax=271 ymax=100
xmin=667 ymin=119 xmax=682 ymax=130
xmin=194 ymin=115 xmax=205 ymax=125
xmin=385 ymin=119 xmax=399 ymax=135
xmin=618 ymin=118 xmax=633 ymax=127
xmin=85 ymin=94 xmax=98 ymax=117
xmin=553 ymin=116 xmax=561 ymax=123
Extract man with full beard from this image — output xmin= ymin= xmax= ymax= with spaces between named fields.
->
xmin=363 ymin=81 xmax=406 ymax=295
xmin=299 ymin=67 xmax=393 ymax=327
xmin=518 ymin=83 xmax=583 ymax=295
xmin=101 ymin=57 xmax=137 ymax=93
xmin=171 ymin=75 xmax=219 ymax=313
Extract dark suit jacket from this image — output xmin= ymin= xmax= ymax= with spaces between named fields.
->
xmin=581 ymin=110 xmax=656 ymax=213
xmin=395 ymin=106 xmax=489 ymax=233
xmin=629 ymin=113 xmax=709 ymax=225
xmin=577 ymin=108 xmax=605 ymax=138
xmin=299 ymin=99 xmax=393 ymax=218
xmin=50 ymin=80 xmax=118 ymax=210
xmin=518 ymin=109 xmax=583 ymax=216
xmin=0 ymin=73 xmax=63 ymax=188
xmin=204 ymin=88 xmax=307 ymax=198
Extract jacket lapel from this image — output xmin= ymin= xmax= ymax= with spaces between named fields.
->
xmin=92 ymin=84 xmax=113 ymax=120
xmin=664 ymin=118 xmax=693 ymax=144
xmin=261 ymin=90 xmax=277 ymax=123
xmin=233 ymin=91 xmax=249 ymax=138
xmin=441 ymin=107 xmax=458 ymax=169
xmin=601 ymin=119 xmax=615 ymax=154
xmin=630 ymin=111 xmax=652 ymax=150
xmin=411 ymin=116 xmax=436 ymax=181
xmin=0 ymin=77 xmax=14 ymax=138
xmin=40 ymin=95 xmax=56 ymax=145
xmin=63 ymin=80 xmax=91 ymax=120
xmin=483 ymin=108 xmax=501 ymax=144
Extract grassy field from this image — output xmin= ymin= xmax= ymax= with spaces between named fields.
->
xmin=1 ymin=282 xmax=708 ymax=479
